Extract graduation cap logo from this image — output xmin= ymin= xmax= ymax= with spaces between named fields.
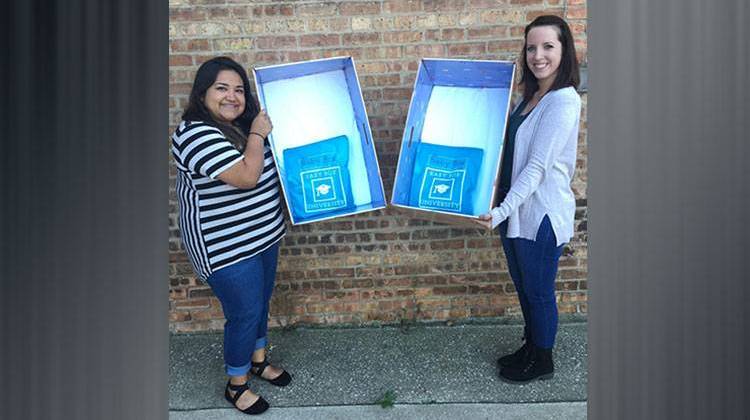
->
xmin=315 ymin=183 xmax=332 ymax=197
xmin=433 ymin=184 xmax=451 ymax=194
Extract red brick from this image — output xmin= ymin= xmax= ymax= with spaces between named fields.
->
xmin=468 ymin=285 xmax=503 ymax=294
xmin=466 ymin=238 xmax=493 ymax=248
xmin=555 ymin=281 xmax=579 ymax=291
xmin=300 ymin=34 xmax=340 ymax=48
xmin=424 ymin=29 xmax=440 ymax=41
xmin=169 ymin=55 xmax=193 ymax=66
xmin=527 ymin=8 xmax=564 ymax=21
xmin=433 ymin=286 xmax=467 ymax=295
xmin=342 ymin=278 xmax=374 ymax=289
xmin=169 ymin=8 xmax=206 ymax=21
xmin=323 ymin=220 xmax=357 ymax=231
xmin=264 ymin=4 xmax=293 ymax=16
xmin=467 ymin=25 xmax=509 ymax=39
xmin=383 ymin=0 xmax=423 ymax=13
xmin=170 ymin=312 xmax=192 ymax=322
xmin=342 ymin=33 xmax=381 ymax=45
xmin=441 ymin=28 xmax=465 ymax=41
xmin=566 ymin=5 xmax=587 ymax=19
xmin=206 ymin=7 xmax=230 ymax=19
xmin=424 ymin=0 xmax=466 ymax=12
xmin=430 ymin=239 xmax=465 ymax=250
xmin=570 ymin=21 xmax=586 ymax=36
xmin=172 ymin=39 xmax=210 ymax=52
xmin=255 ymin=35 xmax=297 ymax=49
xmin=330 ymin=268 xmax=355 ymax=278
xmin=383 ymin=31 xmax=424 ymax=44
xmin=324 ymin=290 xmax=360 ymax=301
xmin=362 ymin=89 xmax=383 ymax=101
xmin=467 ymin=0 xmax=506 ymax=8
xmin=448 ymin=42 xmax=487 ymax=56
xmin=229 ymin=6 xmax=249 ymax=18
xmin=174 ymin=298 xmax=211 ymax=310
xmin=170 ymin=82 xmax=193 ymax=96
xmin=189 ymin=308 xmax=225 ymax=321
xmin=375 ymin=74 xmax=401 ymax=86
xmin=510 ymin=25 xmax=525 ymax=37
xmin=560 ymin=292 xmax=587 ymax=303
xmin=382 ymin=87 xmax=413 ymax=101
xmin=339 ymin=1 xmax=381 ymax=15
xmin=188 ymin=287 xmax=214 ymax=298
xmin=558 ymin=269 xmax=588 ymax=280
xmin=363 ymin=46 xmax=403 ymax=60
xmin=487 ymin=39 xmax=523 ymax=53
xmin=254 ymin=51 xmax=282 ymax=63
xmin=404 ymin=43 xmax=446 ymax=57
xmin=284 ymin=51 xmax=314 ymax=62
xmin=295 ymin=3 xmax=338 ymax=16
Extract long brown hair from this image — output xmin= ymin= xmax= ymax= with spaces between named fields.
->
xmin=182 ymin=56 xmax=260 ymax=150
xmin=519 ymin=15 xmax=580 ymax=103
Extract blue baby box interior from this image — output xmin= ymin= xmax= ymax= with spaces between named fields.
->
xmin=253 ymin=57 xmax=386 ymax=224
xmin=391 ymin=59 xmax=515 ymax=218
xmin=408 ymin=142 xmax=484 ymax=215
xmin=283 ymin=135 xmax=356 ymax=223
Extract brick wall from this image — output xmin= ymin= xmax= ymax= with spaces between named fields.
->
xmin=169 ymin=0 xmax=588 ymax=332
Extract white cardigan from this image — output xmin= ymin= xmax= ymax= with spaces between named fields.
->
xmin=490 ymin=86 xmax=581 ymax=246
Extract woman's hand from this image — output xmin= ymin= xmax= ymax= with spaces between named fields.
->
xmin=250 ymin=110 xmax=273 ymax=139
xmin=474 ymin=213 xmax=493 ymax=229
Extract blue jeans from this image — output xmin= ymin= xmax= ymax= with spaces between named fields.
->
xmin=499 ymin=216 xmax=564 ymax=349
xmin=206 ymin=242 xmax=280 ymax=376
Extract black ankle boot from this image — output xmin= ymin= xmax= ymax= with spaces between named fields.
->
xmin=497 ymin=335 xmax=533 ymax=368
xmin=499 ymin=345 xmax=554 ymax=384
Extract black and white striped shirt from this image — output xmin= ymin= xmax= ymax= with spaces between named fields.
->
xmin=171 ymin=120 xmax=286 ymax=280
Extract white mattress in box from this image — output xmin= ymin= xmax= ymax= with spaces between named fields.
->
xmin=262 ymin=69 xmax=372 ymax=206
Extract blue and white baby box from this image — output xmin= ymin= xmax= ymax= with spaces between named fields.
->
xmin=391 ymin=58 xmax=516 ymax=222
xmin=253 ymin=57 xmax=386 ymax=225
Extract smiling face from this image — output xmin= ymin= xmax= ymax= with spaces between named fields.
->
xmin=202 ymin=69 xmax=246 ymax=124
xmin=525 ymin=25 xmax=563 ymax=89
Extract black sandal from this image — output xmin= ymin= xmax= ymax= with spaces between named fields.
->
xmin=224 ymin=381 xmax=269 ymax=415
xmin=250 ymin=358 xmax=292 ymax=387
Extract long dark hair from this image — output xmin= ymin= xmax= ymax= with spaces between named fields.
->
xmin=182 ymin=56 xmax=259 ymax=150
xmin=519 ymin=15 xmax=580 ymax=103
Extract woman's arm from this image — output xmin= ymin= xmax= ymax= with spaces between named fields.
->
xmin=217 ymin=110 xmax=273 ymax=189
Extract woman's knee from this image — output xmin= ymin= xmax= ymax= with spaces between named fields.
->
xmin=225 ymin=307 xmax=263 ymax=327
xmin=525 ymin=288 xmax=557 ymax=304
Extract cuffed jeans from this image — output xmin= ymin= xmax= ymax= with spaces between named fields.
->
xmin=499 ymin=215 xmax=564 ymax=349
xmin=206 ymin=242 xmax=280 ymax=376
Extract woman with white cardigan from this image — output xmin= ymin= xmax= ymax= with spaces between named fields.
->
xmin=478 ymin=15 xmax=582 ymax=384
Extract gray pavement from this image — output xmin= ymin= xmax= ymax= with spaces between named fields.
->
xmin=170 ymin=321 xmax=587 ymax=419
xmin=170 ymin=402 xmax=587 ymax=419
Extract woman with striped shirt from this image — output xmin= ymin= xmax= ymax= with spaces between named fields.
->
xmin=172 ymin=56 xmax=289 ymax=415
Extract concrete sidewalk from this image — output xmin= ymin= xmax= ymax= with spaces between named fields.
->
xmin=170 ymin=321 xmax=587 ymax=419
